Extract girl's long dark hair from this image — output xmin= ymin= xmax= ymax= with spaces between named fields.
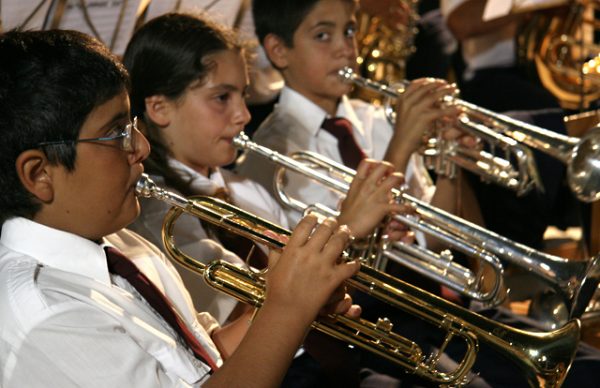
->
xmin=123 ymin=12 xmax=248 ymax=195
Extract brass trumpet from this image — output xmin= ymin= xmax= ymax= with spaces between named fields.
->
xmin=233 ymin=133 xmax=600 ymax=330
xmin=518 ymin=0 xmax=600 ymax=110
xmin=135 ymin=173 xmax=580 ymax=388
xmin=339 ymin=66 xmax=542 ymax=196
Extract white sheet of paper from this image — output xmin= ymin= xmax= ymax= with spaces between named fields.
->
xmin=144 ymin=0 xmax=243 ymax=27
xmin=2 ymin=0 xmax=54 ymax=30
xmin=513 ymin=0 xmax=568 ymax=13
xmin=50 ymin=0 xmax=142 ymax=56
xmin=482 ymin=0 xmax=513 ymax=21
xmin=483 ymin=0 xmax=568 ymax=21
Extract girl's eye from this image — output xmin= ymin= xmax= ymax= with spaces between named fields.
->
xmin=345 ymin=25 xmax=357 ymax=38
xmin=216 ymin=93 xmax=230 ymax=102
xmin=315 ymin=31 xmax=331 ymax=41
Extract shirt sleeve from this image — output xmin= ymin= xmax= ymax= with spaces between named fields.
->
xmin=439 ymin=0 xmax=466 ymax=17
xmin=4 ymin=304 xmax=204 ymax=388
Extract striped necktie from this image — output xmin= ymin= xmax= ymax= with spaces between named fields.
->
xmin=321 ymin=117 xmax=367 ymax=169
xmin=105 ymin=246 xmax=219 ymax=371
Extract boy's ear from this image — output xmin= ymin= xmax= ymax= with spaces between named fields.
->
xmin=263 ymin=33 xmax=290 ymax=69
xmin=144 ymin=95 xmax=172 ymax=127
xmin=15 ymin=149 xmax=56 ymax=203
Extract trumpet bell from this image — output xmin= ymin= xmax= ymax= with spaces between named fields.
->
xmin=569 ymin=126 xmax=600 ymax=202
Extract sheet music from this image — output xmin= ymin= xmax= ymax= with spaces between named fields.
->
xmin=512 ymin=0 xmax=568 ymax=13
xmin=145 ymin=0 xmax=243 ymax=27
xmin=51 ymin=0 xmax=142 ymax=56
xmin=2 ymin=0 xmax=54 ymax=30
xmin=483 ymin=0 xmax=568 ymax=21
xmin=482 ymin=0 xmax=512 ymax=21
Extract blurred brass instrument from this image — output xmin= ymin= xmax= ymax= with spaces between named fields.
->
xmin=136 ymin=173 xmax=580 ymax=387
xmin=518 ymin=0 xmax=600 ymax=110
xmin=354 ymin=0 xmax=420 ymax=102
xmin=339 ymin=66 xmax=600 ymax=203
xmin=233 ymin=132 xmax=600 ymax=330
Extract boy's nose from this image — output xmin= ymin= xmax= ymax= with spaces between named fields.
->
xmin=338 ymin=38 xmax=357 ymax=59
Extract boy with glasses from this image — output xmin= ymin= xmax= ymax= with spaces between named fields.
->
xmin=0 ymin=29 xmax=359 ymax=387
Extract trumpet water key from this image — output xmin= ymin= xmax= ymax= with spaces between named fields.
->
xmin=136 ymin=173 xmax=581 ymax=388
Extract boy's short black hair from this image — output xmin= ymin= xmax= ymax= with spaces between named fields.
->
xmin=0 ymin=29 xmax=129 ymax=224
xmin=253 ymin=0 xmax=322 ymax=47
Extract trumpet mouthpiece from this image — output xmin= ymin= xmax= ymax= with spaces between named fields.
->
xmin=338 ymin=67 xmax=354 ymax=81
xmin=135 ymin=173 xmax=156 ymax=198
xmin=233 ymin=132 xmax=250 ymax=149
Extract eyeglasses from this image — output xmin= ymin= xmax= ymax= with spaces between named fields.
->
xmin=37 ymin=117 xmax=138 ymax=152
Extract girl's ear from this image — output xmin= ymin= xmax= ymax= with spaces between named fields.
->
xmin=144 ymin=94 xmax=172 ymax=127
xmin=15 ymin=149 xmax=55 ymax=203
xmin=263 ymin=33 xmax=290 ymax=70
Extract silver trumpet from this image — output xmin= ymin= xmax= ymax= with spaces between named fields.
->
xmin=338 ymin=66 xmax=542 ymax=196
xmin=234 ymin=132 xmax=506 ymax=306
xmin=339 ymin=66 xmax=600 ymax=203
xmin=233 ymin=132 xmax=600 ymax=329
xmin=136 ymin=173 xmax=581 ymax=388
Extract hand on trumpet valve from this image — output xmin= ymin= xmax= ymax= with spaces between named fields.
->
xmin=265 ymin=215 xmax=360 ymax=323
xmin=319 ymin=284 xmax=362 ymax=318
xmin=390 ymin=78 xmax=462 ymax=161
xmin=384 ymin=218 xmax=416 ymax=244
xmin=437 ymin=124 xmax=482 ymax=150
xmin=338 ymin=159 xmax=411 ymax=239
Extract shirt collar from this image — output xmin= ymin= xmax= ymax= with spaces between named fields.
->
xmin=278 ymin=86 xmax=364 ymax=137
xmin=336 ymin=95 xmax=364 ymax=134
xmin=167 ymin=158 xmax=227 ymax=195
xmin=279 ymin=86 xmax=328 ymax=137
xmin=1 ymin=217 xmax=112 ymax=286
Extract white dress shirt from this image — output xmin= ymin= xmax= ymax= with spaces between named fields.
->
xmin=236 ymin=86 xmax=435 ymax=227
xmin=129 ymin=159 xmax=289 ymax=324
xmin=440 ymin=0 xmax=516 ymax=80
xmin=0 ymin=217 xmax=221 ymax=387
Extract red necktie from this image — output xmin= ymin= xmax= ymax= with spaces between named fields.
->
xmin=321 ymin=117 xmax=367 ymax=170
xmin=105 ymin=247 xmax=219 ymax=371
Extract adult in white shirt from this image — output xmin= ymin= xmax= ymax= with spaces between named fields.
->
xmin=440 ymin=0 xmax=562 ymax=112
xmin=0 ymin=29 xmax=359 ymax=388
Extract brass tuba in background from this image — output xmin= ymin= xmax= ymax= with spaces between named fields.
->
xmin=352 ymin=0 xmax=420 ymax=104
xmin=518 ymin=0 xmax=600 ymax=110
